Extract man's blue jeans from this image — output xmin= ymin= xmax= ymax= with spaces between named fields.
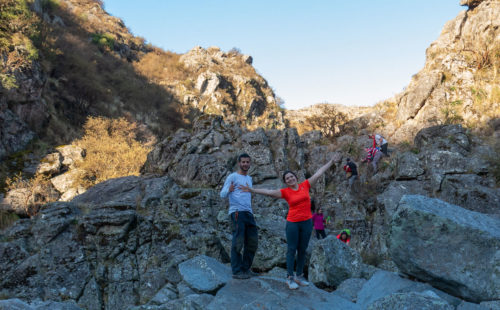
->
xmin=230 ymin=211 xmax=258 ymax=275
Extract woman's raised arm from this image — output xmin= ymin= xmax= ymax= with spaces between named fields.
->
xmin=308 ymin=154 xmax=340 ymax=187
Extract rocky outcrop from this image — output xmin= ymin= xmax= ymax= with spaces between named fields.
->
xmin=388 ymin=0 xmax=500 ymax=141
xmin=0 ymin=299 xmax=82 ymax=310
xmin=366 ymin=291 xmax=454 ymax=310
xmin=177 ymin=46 xmax=285 ymax=130
xmin=388 ymin=195 xmax=500 ymax=302
xmin=206 ymin=275 xmax=361 ymax=310
xmin=1 ymin=145 xmax=86 ymax=216
xmin=0 ymin=107 xmax=36 ymax=160
xmin=178 ymin=255 xmax=231 ymax=293
xmin=309 ymin=235 xmax=363 ymax=287
xmin=356 ymin=271 xmax=461 ymax=309
xmin=286 ymin=0 xmax=500 ymax=144
xmin=380 ymin=124 xmax=499 ymax=218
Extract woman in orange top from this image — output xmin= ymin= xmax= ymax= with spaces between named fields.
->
xmin=239 ymin=155 xmax=338 ymax=290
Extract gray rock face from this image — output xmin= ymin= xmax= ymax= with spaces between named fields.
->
xmin=395 ymin=151 xmax=425 ymax=180
xmin=309 ymin=235 xmax=363 ymax=287
xmin=0 ymin=299 xmax=83 ymax=310
xmin=206 ymin=276 xmax=361 ymax=310
xmin=357 ymin=271 xmax=460 ymax=309
xmin=36 ymin=152 xmax=62 ymax=176
xmin=366 ymin=291 xmax=454 ymax=310
xmin=178 ymin=255 xmax=231 ymax=293
xmin=440 ymin=174 xmax=500 ymax=214
xmin=0 ymin=108 xmax=35 ymax=160
xmin=332 ymin=278 xmax=367 ymax=303
xmin=388 ymin=195 xmax=500 ymax=302
xmin=479 ymin=300 xmax=500 ymax=310
xmin=457 ymin=301 xmax=490 ymax=310
xmin=55 ymin=145 xmax=84 ymax=169
xmin=388 ymin=0 xmax=500 ymax=141
xmin=178 ymin=46 xmax=285 ymax=130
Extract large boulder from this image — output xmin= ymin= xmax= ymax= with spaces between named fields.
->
xmin=332 ymin=278 xmax=367 ymax=303
xmin=0 ymin=299 xmax=83 ymax=310
xmin=55 ymin=145 xmax=84 ymax=169
xmin=394 ymin=151 xmax=425 ymax=180
xmin=308 ymin=235 xmax=363 ymax=287
xmin=36 ymin=152 xmax=62 ymax=176
xmin=388 ymin=195 xmax=500 ymax=302
xmin=366 ymin=291 xmax=454 ymax=310
xmin=357 ymin=271 xmax=460 ymax=309
xmin=206 ymin=276 xmax=361 ymax=310
xmin=178 ymin=255 xmax=231 ymax=293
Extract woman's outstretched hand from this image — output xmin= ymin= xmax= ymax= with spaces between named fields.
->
xmin=238 ymin=183 xmax=252 ymax=193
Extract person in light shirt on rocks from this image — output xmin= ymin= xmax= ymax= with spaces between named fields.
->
xmin=240 ymin=154 xmax=339 ymax=290
xmin=220 ymin=153 xmax=259 ymax=279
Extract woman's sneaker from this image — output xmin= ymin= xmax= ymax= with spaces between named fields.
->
xmin=286 ymin=277 xmax=299 ymax=290
xmin=294 ymin=274 xmax=310 ymax=286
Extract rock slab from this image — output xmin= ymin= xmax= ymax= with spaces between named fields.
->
xmin=388 ymin=195 xmax=500 ymax=302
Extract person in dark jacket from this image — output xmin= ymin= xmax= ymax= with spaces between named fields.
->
xmin=343 ymin=158 xmax=358 ymax=189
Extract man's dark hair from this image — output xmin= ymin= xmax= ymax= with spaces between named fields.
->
xmin=238 ymin=153 xmax=251 ymax=162
xmin=282 ymin=170 xmax=298 ymax=183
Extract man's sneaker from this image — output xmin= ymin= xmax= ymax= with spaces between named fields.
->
xmin=232 ymin=272 xmax=250 ymax=279
xmin=246 ymin=270 xmax=260 ymax=277
xmin=294 ymin=274 xmax=310 ymax=286
xmin=286 ymin=277 xmax=299 ymax=290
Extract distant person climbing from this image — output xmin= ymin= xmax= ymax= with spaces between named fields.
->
xmin=370 ymin=134 xmax=389 ymax=157
xmin=312 ymin=204 xmax=327 ymax=240
xmin=362 ymin=145 xmax=382 ymax=173
xmin=343 ymin=158 xmax=358 ymax=189
xmin=337 ymin=229 xmax=351 ymax=245
xmin=239 ymin=154 xmax=340 ymax=290
xmin=220 ymin=153 xmax=258 ymax=280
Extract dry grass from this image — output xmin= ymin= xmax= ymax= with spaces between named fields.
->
xmin=134 ymin=49 xmax=189 ymax=83
xmin=73 ymin=116 xmax=151 ymax=188
xmin=4 ymin=172 xmax=55 ymax=216
xmin=374 ymin=100 xmax=398 ymax=122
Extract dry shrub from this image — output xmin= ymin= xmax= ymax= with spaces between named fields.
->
xmin=375 ymin=100 xmax=398 ymax=122
xmin=73 ymin=116 xmax=151 ymax=187
xmin=306 ymin=105 xmax=348 ymax=138
xmin=135 ymin=49 xmax=189 ymax=83
xmin=5 ymin=172 xmax=56 ymax=216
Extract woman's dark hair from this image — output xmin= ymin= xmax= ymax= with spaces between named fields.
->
xmin=282 ymin=170 xmax=298 ymax=183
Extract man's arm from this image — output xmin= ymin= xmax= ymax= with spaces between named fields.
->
xmin=220 ymin=175 xmax=234 ymax=198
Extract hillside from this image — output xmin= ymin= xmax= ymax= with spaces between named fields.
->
xmin=0 ymin=0 xmax=284 ymax=159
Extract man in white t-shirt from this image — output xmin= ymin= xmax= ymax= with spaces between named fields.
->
xmin=375 ymin=134 xmax=389 ymax=156
xmin=220 ymin=153 xmax=258 ymax=279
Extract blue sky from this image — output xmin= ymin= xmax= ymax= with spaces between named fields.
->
xmin=102 ymin=1 xmax=464 ymax=110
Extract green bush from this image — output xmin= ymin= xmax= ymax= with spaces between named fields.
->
xmin=91 ymin=33 xmax=115 ymax=51
xmin=0 ymin=73 xmax=18 ymax=89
